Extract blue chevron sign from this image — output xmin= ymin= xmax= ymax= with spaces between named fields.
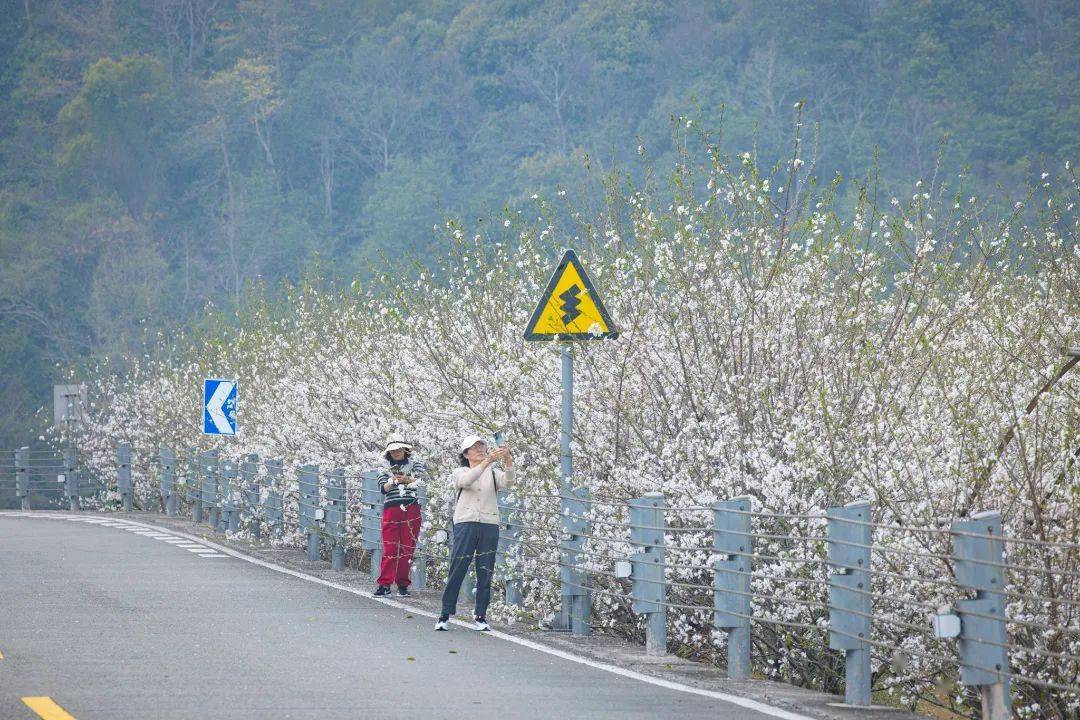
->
xmin=203 ymin=379 xmax=238 ymax=436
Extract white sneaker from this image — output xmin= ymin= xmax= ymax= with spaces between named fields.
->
xmin=473 ymin=617 xmax=490 ymax=631
xmin=434 ymin=617 xmax=449 ymax=631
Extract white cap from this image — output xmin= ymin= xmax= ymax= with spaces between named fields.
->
xmin=384 ymin=437 xmax=412 ymax=454
xmin=459 ymin=434 xmax=486 ymax=453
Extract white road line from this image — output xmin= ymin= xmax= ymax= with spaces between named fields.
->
xmin=114 ymin=517 xmax=814 ymax=720
xmin=0 ymin=512 xmax=813 ymax=720
xmin=197 ymin=554 xmax=228 ymax=558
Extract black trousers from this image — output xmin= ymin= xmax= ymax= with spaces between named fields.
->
xmin=441 ymin=521 xmax=500 ymax=618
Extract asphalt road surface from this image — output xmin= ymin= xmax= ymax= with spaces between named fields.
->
xmin=0 ymin=513 xmax=789 ymax=720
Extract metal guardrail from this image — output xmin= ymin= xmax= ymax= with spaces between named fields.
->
xmin=3 ymin=442 xmax=1076 ymax=719
xmin=0 ymin=447 xmax=108 ymax=510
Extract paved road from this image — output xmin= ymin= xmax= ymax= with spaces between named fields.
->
xmin=0 ymin=514 xmax=786 ymax=720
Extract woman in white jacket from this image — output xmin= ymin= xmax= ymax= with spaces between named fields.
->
xmin=435 ymin=434 xmax=515 ymax=631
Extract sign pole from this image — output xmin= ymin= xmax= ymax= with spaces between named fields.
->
xmin=560 ymin=344 xmax=573 ymax=490
xmin=558 ymin=343 xmax=574 ymax=631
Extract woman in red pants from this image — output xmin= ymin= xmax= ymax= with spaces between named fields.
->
xmin=375 ymin=437 xmax=428 ymax=597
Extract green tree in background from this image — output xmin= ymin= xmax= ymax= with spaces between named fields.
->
xmin=57 ymin=55 xmax=176 ymax=215
xmin=0 ymin=0 xmax=1076 ymax=448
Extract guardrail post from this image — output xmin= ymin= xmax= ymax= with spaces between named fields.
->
xmin=559 ymin=486 xmax=591 ymax=634
xmin=630 ymin=492 xmax=666 ymax=655
xmin=360 ymin=471 xmax=383 ymax=580
xmin=159 ymin=447 xmax=177 ymax=516
xmin=497 ymin=491 xmax=523 ymax=606
xmin=325 ymin=468 xmax=346 ymax=571
xmin=215 ymin=459 xmax=227 ymax=531
xmin=116 ymin=442 xmax=133 ymax=512
xmin=221 ymin=459 xmax=239 ymax=532
xmin=713 ymin=496 xmax=752 ymax=679
xmin=180 ymin=450 xmax=193 ymax=517
xmin=264 ymin=458 xmax=284 ymax=537
xmin=952 ymin=511 xmax=1011 ymax=720
xmin=412 ymin=485 xmax=429 ymax=589
xmin=63 ymin=447 xmax=79 ymax=511
xmin=15 ymin=446 xmax=29 ymax=510
xmin=298 ymin=464 xmax=321 ymax=561
xmin=200 ymin=450 xmax=219 ymax=527
xmin=241 ymin=454 xmax=261 ymax=539
xmin=183 ymin=450 xmax=200 ymax=522
xmin=827 ymin=500 xmax=873 ymax=707
xmin=463 ymin=559 xmax=476 ymax=603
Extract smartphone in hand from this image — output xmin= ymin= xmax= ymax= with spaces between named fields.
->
xmin=493 ymin=430 xmax=506 ymax=448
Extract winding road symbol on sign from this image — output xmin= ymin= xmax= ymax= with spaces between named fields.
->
xmin=559 ymin=284 xmax=583 ymax=325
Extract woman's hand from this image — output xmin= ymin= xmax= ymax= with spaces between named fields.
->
xmin=503 ymin=445 xmax=514 ymax=469
xmin=485 ymin=447 xmax=510 ymax=466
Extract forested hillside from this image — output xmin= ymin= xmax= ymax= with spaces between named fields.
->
xmin=1 ymin=0 xmax=1077 ymax=447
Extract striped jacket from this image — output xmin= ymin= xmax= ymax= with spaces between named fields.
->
xmin=378 ymin=458 xmax=429 ymax=509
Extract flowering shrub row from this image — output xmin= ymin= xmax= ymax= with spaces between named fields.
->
xmin=67 ymin=142 xmax=1078 ymax=717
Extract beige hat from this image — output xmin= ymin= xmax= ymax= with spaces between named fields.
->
xmin=384 ymin=437 xmax=412 ymax=454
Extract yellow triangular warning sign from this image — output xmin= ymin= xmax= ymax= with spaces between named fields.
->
xmin=524 ymin=249 xmax=618 ymax=341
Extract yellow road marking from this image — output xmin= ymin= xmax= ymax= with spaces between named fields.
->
xmin=22 ymin=697 xmax=76 ymax=720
